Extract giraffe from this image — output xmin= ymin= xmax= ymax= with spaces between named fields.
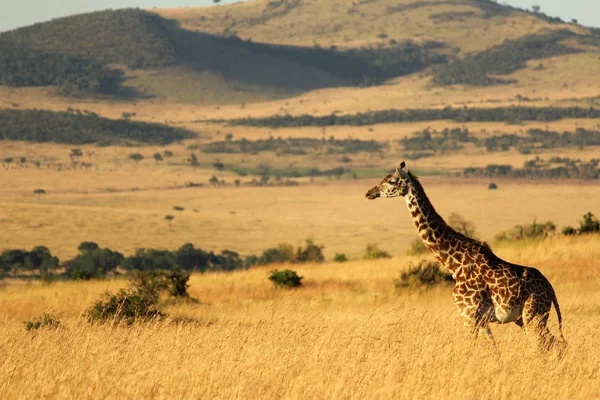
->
xmin=365 ymin=161 xmax=565 ymax=351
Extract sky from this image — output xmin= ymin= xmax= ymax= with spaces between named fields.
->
xmin=0 ymin=0 xmax=598 ymax=33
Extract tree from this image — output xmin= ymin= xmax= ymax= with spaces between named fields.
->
xmin=153 ymin=153 xmax=163 ymax=164
xmin=129 ymin=153 xmax=144 ymax=165
xmin=213 ymin=0 xmax=221 ymax=4
xmin=33 ymin=189 xmax=46 ymax=198
xmin=0 ymin=249 xmax=27 ymax=276
xmin=531 ymin=5 xmax=541 ymax=13
xmin=67 ymin=247 xmax=123 ymax=280
xmin=165 ymin=215 xmax=174 ymax=230
xmin=189 ymin=153 xmax=199 ymax=167
xmin=209 ymin=175 xmax=219 ymax=185
xmin=163 ymin=150 xmax=174 ymax=158
xmin=579 ymin=212 xmax=600 ymax=234
xmin=213 ymin=161 xmax=225 ymax=171
xmin=78 ymin=241 xmax=99 ymax=253
xmin=70 ymin=148 xmax=83 ymax=163
xmin=25 ymin=246 xmax=59 ymax=278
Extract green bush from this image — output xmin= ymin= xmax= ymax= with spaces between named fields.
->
xmin=24 ymin=313 xmax=60 ymax=331
xmin=394 ymin=261 xmax=453 ymax=289
xmin=562 ymin=226 xmax=577 ymax=236
xmin=333 ymin=253 xmax=348 ymax=263
xmin=268 ymin=269 xmax=303 ymax=288
xmin=579 ymin=212 xmax=600 ymax=234
xmin=86 ymin=288 xmax=163 ymax=325
xmin=363 ymin=243 xmax=392 ymax=260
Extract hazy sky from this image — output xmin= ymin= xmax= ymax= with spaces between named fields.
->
xmin=0 ymin=0 xmax=598 ymax=33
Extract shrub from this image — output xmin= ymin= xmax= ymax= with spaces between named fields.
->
xmin=268 ymin=269 xmax=303 ymax=288
xmin=488 ymin=182 xmax=498 ymax=189
xmin=257 ymin=244 xmax=296 ymax=265
xmin=495 ymin=219 xmax=556 ymax=241
xmin=448 ymin=212 xmax=477 ymax=238
xmin=562 ymin=226 xmax=577 ymax=236
xmin=394 ymin=260 xmax=453 ymax=290
xmin=578 ymin=212 xmax=600 ymax=234
xmin=24 ymin=313 xmax=60 ymax=331
xmin=295 ymin=239 xmax=325 ymax=263
xmin=406 ymin=238 xmax=428 ymax=256
xmin=173 ymin=206 xmax=185 ymax=211
xmin=363 ymin=243 xmax=392 ymax=259
xmin=333 ymin=253 xmax=348 ymax=262
xmin=129 ymin=268 xmax=191 ymax=299
xmin=86 ymin=288 xmax=163 ymax=325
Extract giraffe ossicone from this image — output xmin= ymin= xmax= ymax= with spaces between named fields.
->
xmin=366 ymin=161 xmax=565 ymax=351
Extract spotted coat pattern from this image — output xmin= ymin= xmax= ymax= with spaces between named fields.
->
xmin=366 ymin=164 xmax=565 ymax=350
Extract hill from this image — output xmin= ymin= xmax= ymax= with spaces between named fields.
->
xmin=1 ymin=0 xmax=598 ymax=105
xmin=0 ymin=8 xmax=445 ymax=100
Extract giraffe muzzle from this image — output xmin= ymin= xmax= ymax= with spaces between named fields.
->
xmin=365 ymin=187 xmax=380 ymax=199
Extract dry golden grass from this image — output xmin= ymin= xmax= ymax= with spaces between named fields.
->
xmin=1 ymin=235 xmax=600 ymax=399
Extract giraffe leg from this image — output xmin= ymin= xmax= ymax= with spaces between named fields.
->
xmin=522 ymin=295 xmax=556 ymax=351
xmin=462 ymin=317 xmax=497 ymax=350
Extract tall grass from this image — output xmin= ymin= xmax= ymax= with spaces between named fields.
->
xmin=1 ymin=235 xmax=599 ymax=398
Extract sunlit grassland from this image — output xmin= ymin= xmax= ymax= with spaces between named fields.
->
xmin=1 ymin=236 xmax=599 ymax=399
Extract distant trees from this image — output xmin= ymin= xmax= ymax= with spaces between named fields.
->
xmin=66 ymin=245 xmax=124 ymax=280
xmin=0 ymin=246 xmax=59 ymax=278
xmin=432 ymin=30 xmax=579 ymax=86
xmin=0 ymin=109 xmax=194 ymax=145
xmin=153 ymin=153 xmax=163 ymax=164
xmin=224 ymin=106 xmax=600 ymax=128
xmin=202 ymin=136 xmax=383 ymax=154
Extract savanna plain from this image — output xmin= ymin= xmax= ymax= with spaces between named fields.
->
xmin=1 ymin=151 xmax=600 ymax=398
xmin=2 ymin=0 xmax=600 ymax=398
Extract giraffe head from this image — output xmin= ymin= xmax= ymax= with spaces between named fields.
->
xmin=366 ymin=161 xmax=413 ymax=200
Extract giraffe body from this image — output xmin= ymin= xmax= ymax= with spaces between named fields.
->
xmin=366 ymin=162 xmax=565 ymax=350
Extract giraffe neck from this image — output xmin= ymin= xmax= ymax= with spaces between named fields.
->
xmin=404 ymin=178 xmax=462 ymax=274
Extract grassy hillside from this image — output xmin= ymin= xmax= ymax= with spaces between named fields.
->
xmin=0 ymin=7 xmax=445 ymax=101
xmin=158 ymin=0 xmax=586 ymax=53
xmin=2 ymin=0 xmax=598 ymax=105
